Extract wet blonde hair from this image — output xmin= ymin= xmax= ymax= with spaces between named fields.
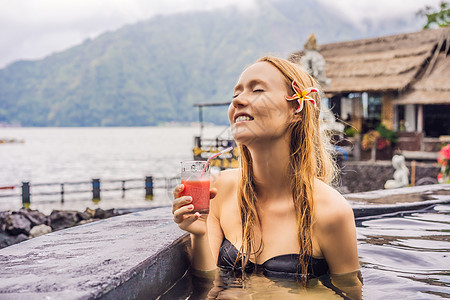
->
xmin=237 ymin=56 xmax=337 ymax=283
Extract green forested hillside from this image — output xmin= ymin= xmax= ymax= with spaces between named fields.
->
xmin=0 ymin=0 xmax=417 ymax=126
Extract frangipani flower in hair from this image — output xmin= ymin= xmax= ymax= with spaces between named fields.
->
xmin=285 ymin=81 xmax=318 ymax=113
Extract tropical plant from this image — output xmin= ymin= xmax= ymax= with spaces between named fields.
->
xmin=344 ymin=126 xmax=359 ymax=137
xmin=361 ymin=130 xmax=380 ymax=151
xmin=376 ymin=124 xmax=398 ymax=144
xmin=417 ymin=1 xmax=450 ymax=29
xmin=361 ymin=124 xmax=397 ymax=151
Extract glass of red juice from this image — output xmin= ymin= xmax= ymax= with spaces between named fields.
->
xmin=180 ymin=161 xmax=210 ymax=214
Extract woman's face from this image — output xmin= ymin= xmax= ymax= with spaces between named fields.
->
xmin=228 ymin=62 xmax=293 ymax=146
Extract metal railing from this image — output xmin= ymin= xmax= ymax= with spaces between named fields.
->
xmin=0 ymin=176 xmax=180 ymax=208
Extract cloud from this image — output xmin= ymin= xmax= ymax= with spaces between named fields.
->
xmin=0 ymin=0 xmax=442 ymax=68
xmin=316 ymin=0 xmax=442 ymax=23
xmin=0 ymin=0 xmax=257 ymax=68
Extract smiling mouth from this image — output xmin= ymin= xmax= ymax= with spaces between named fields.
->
xmin=234 ymin=114 xmax=254 ymax=123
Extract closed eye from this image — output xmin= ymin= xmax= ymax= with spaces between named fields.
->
xmin=232 ymin=94 xmax=239 ymax=99
xmin=253 ymin=89 xmax=264 ymax=93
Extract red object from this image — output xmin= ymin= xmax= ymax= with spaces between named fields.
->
xmin=377 ymin=138 xmax=388 ymax=150
xmin=181 ymin=179 xmax=210 ymax=214
xmin=0 ymin=186 xmax=14 ymax=190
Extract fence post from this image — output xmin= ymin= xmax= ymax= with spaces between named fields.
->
xmin=61 ymin=183 xmax=65 ymax=203
xmin=122 ymin=180 xmax=126 ymax=198
xmin=22 ymin=182 xmax=30 ymax=209
xmin=145 ymin=176 xmax=153 ymax=200
xmin=92 ymin=179 xmax=101 ymax=203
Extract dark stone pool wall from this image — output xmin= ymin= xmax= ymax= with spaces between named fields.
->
xmin=345 ymin=184 xmax=450 ymax=219
xmin=339 ymin=161 xmax=439 ymax=193
xmin=0 ymin=207 xmax=190 ymax=300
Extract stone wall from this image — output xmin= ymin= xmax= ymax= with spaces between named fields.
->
xmin=0 ymin=207 xmax=189 ymax=299
xmin=339 ymin=161 xmax=440 ymax=193
xmin=0 ymin=208 xmax=120 ymax=249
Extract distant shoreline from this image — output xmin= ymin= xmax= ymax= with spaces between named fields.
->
xmin=0 ymin=123 xmax=228 ymax=128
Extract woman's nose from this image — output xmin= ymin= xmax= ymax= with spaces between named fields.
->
xmin=231 ymin=92 xmax=249 ymax=108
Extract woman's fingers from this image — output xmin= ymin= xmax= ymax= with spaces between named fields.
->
xmin=172 ymin=196 xmax=192 ymax=214
xmin=173 ymin=204 xmax=195 ymax=223
xmin=173 ymin=184 xmax=184 ymax=199
xmin=178 ymin=213 xmax=200 ymax=228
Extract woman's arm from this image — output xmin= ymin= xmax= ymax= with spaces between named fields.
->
xmin=315 ymin=185 xmax=362 ymax=299
xmin=189 ymin=198 xmax=224 ymax=271
xmin=314 ymin=179 xmax=360 ymax=274
xmin=318 ymin=200 xmax=360 ymax=274
xmin=172 ymin=185 xmax=217 ymax=271
xmin=173 ymin=171 xmax=228 ymax=272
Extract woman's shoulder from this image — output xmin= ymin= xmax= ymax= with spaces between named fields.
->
xmin=210 ymin=169 xmax=239 ymax=211
xmin=313 ymin=178 xmax=354 ymax=231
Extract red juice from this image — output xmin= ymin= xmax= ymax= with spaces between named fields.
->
xmin=181 ymin=178 xmax=210 ymax=214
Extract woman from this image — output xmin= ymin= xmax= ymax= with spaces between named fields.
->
xmin=173 ymin=56 xmax=360 ymax=286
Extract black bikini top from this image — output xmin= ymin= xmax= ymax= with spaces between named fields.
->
xmin=217 ymin=238 xmax=329 ymax=279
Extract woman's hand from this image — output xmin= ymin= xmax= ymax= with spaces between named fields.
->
xmin=172 ymin=184 xmax=217 ymax=236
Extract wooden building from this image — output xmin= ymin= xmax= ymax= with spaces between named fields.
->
xmin=289 ymin=27 xmax=450 ymax=158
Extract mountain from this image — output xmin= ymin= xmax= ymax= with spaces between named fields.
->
xmin=0 ymin=0 xmax=424 ymax=126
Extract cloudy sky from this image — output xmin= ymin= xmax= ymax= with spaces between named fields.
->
xmin=0 ymin=0 xmax=442 ymax=68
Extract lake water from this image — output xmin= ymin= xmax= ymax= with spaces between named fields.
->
xmin=0 ymin=126 xmax=230 ymax=213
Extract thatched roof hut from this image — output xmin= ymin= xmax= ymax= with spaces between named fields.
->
xmin=289 ymin=28 xmax=449 ymax=157
xmin=396 ymin=51 xmax=449 ymax=105
xmin=289 ymin=27 xmax=450 ymax=100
